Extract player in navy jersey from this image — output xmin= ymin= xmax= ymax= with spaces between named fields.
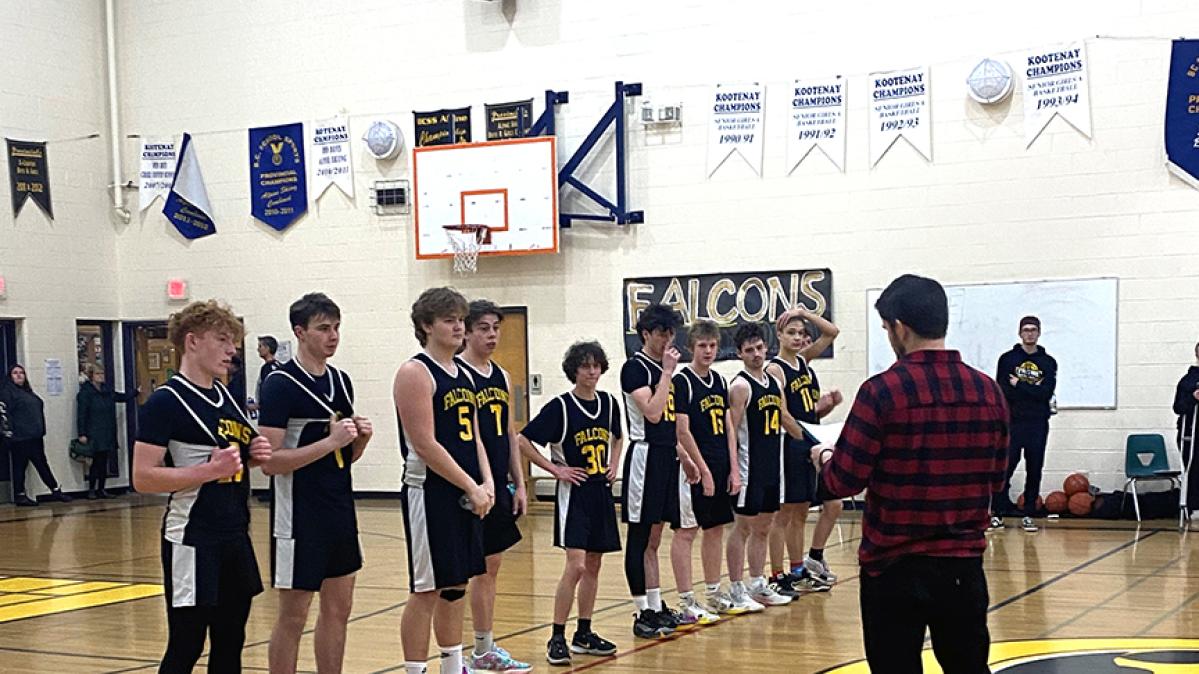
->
xmin=133 ymin=300 xmax=272 ymax=674
xmin=259 ymin=293 xmax=373 ymax=674
xmin=620 ymin=303 xmax=690 ymax=639
xmin=519 ymin=341 xmax=623 ymax=666
xmin=725 ymin=322 xmax=808 ymax=612
xmin=766 ymin=306 xmax=843 ymax=595
xmin=395 ymin=288 xmax=495 ymax=674
xmin=457 ymin=300 xmax=531 ymax=673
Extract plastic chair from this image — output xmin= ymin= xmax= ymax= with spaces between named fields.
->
xmin=1121 ymin=434 xmax=1182 ymax=522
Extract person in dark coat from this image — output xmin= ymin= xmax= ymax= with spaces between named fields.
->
xmin=2 ymin=364 xmax=70 ymax=506
xmin=76 ymin=364 xmax=137 ymax=499
xmin=1172 ymin=342 xmax=1199 ymax=517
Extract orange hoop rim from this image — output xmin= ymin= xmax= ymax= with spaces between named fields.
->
xmin=442 ymin=223 xmax=492 ymax=244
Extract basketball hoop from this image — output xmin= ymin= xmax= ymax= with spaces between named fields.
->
xmin=443 ymin=224 xmax=491 ymax=274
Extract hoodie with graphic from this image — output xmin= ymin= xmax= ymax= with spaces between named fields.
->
xmin=996 ymin=345 xmax=1057 ymax=421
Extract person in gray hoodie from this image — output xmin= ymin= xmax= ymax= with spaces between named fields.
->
xmin=2 ymin=364 xmax=70 ymax=506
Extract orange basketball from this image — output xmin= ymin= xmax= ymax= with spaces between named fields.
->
xmin=1016 ymin=494 xmax=1044 ymax=511
xmin=1068 ymin=492 xmax=1094 ymax=517
xmin=1045 ymin=491 xmax=1068 ymax=514
xmin=1063 ymin=473 xmax=1090 ymax=497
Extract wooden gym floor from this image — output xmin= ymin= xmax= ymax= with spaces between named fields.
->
xmin=0 ymin=496 xmax=1196 ymax=673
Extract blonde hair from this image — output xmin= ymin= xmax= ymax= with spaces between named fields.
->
xmin=167 ymin=300 xmax=243 ymax=353
xmin=82 ymin=363 xmax=104 ymax=379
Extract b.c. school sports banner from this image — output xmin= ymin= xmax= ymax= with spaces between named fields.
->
xmin=1022 ymin=42 xmax=1092 ymax=146
xmin=788 ymin=76 xmax=847 ymax=173
xmin=868 ymin=66 xmax=931 ymax=166
xmin=249 ymin=122 xmax=308 ymax=230
xmin=1166 ymin=39 xmax=1199 ymax=189
xmin=414 ymin=107 xmax=472 ymax=147
xmin=622 ymin=269 xmax=834 ymax=360
xmin=707 ymin=83 xmax=765 ymax=177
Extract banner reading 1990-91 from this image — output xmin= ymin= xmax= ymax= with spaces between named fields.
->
xmin=623 ymin=269 xmax=833 ymax=361
xmin=707 ymin=82 xmax=765 ymax=177
xmin=249 ymin=122 xmax=308 ymax=231
xmin=1166 ymin=39 xmax=1199 ymax=190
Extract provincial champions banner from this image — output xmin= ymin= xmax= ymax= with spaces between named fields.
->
xmin=622 ymin=269 xmax=833 ymax=360
xmin=309 ymin=116 xmax=354 ymax=200
xmin=485 ymin=99 xmax=533 ymax=140
xmin=788 ymin=76 xmax=847 ymax=173
xmin=868 ymin=66 xmax=931 ymax=166
xmin=1022 ymin=42 xmax=1092 ymax=146
xmin=1166 ymin=39 xmax=1199 ymax=189
xmin=163 ymin=133 xmax=216 ymax=239
xmin=707 ymin=82 xmax=765 ymax=177
xmin=6 ymin=139 xmax=52 ymax=219
xmin=138 ymin=138 xmax=176 ymax=212
xmin=249 ymin=122 xmax=308 ymax=230
xmin=414 ymin=107 xmax=472 ymax=147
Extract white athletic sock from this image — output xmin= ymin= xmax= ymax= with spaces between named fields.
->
xmin=679 ymin=590 xmax=694 ymax=602
xmin=633 ymin=594 xmax=649 ymax=611
xmin=750 ymin=575 xmax=766 ymax=590
xmin=473 ymin=631 xmax=493 ymax=656
xmin=439 ymin=644 xmax=463 ymax=674
xmin=705 ymin=582 xmax=721 ymax=594
xmin=404 ymin=662 xmax=427 ymax=674
xmin=647 ymin=588 xmax=662 ymax=611
xmin=731 ymin=580 xmax=745 ymax=594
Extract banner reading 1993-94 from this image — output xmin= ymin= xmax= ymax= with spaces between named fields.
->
xmin=868 ymin=66 xmax=931 ymax=166
xmin=1022 ymin=42 xmax=1092 ymax=147
xmin=1166 ymin=39 xmax=1199 ymax=190
xmin=707 ymin=82 xmax=765 ymax=177
xmin=249 ymin=122 xmax=308 ymax=231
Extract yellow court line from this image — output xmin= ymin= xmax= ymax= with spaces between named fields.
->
xmin=32 ymin=581 xmax=126 ymax=596
xmin=0 ymin=593 xmax=41 ymax=607
xmin=0 ymin=577 xmax=82 ymax=592
xmin=0 ymin=584 xmax=163 ymax=623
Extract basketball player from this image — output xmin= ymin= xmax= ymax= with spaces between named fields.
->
xmin=621 ymin=303 xmax=689 ymax=638
xmin=259 ymin=293 xmax=373 ymax=674
xmin=458 ymin=300 xmax=532 ymax=673
xmin=767 ymin=307 xmax=843 ymax=594
xmin=395 ymin=288 xmax=495 ymax=674
xmin=518 ymin=341 xmax=623 ymax=666
xmin=132 ymin=300 xmax=272 ymax=674
xmin=669 ymin=319 xmax=736 ymax=622
xmin=725 ymin=322 xmax=807 ymax=610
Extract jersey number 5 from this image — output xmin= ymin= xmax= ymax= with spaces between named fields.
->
xmin=458 ymin=406 xmax=475 ymax=441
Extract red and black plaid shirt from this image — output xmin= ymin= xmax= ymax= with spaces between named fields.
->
xmin=822 ymin=349 xmax=1009 ymax=575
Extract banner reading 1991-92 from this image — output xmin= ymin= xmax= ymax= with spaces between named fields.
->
xmin=1166 ymin=39 xmax=1199 ymax=190
xmin=789 ymin=76 xmax=847 ymax=173
xmin=623 ymin=269 xmax=833 ymax=361
xmin=249 ymin=122 xmax=308 ymax=231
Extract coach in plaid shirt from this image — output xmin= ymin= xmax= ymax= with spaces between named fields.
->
xmin=814 ymin=274 xmax=1009 ymax=674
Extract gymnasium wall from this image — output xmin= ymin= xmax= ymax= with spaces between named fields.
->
xmin=0 ymin=1 xmax=124 ymax=494
xmin=6 ymin=1 xmax=1198 ymax=495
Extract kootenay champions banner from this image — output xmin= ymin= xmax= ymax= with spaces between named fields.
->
xmin=623 ymin=269 xmax=833 ymax=360
xmin=309 ymin=116 xmax=353 ymax=199
xmin=788 ymin=76 xmax=847 ymax=172
xmin=414 ymin=107 xmax=472 ymax=147
xmin=6 ymin=139 xmax=52 ymax=219
xmin=138 ymin=138 xmax=176 ymax=212
xmin=249 ymin=122 xmax=308 ymax=230
xmin=707 ymin=82 xmax=765 ymax=177
xmin=1023 ymin=42 xmax=1092 ymax=146
xmin=485 ymin=99 xmax=534 ymax=140
xmin=868 ymin=66 xmax=931 ymax=166
xmin=1166 ymin=39 xmax=1199 ymax=189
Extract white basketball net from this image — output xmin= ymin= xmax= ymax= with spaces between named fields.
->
xmin=444 ymin=226 xmax=487 ymax=274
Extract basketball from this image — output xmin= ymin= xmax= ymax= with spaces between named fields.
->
xmin=1045 ymin=491 xmax=1068 ymax=514
xmin=1016 ymin=494 xmax=1044 ymax=511
xmin=1063 ymin=473 xmax=1090 ymax=497
xmin=1068 ymin=492 xmax=1095 ymax=517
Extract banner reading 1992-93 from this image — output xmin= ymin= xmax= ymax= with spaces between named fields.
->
xmin=249 ymin=122 xmax=308 ymax=231
xmin=623 ymin=269 xmax=833 ymax=360
xmin=868 ymin=66 xmax=931 ymax=166
xmin=6 ymin=139 xmax=52 ymax=219
xmin=485 ymin=99 xmax=533 ymax=140
xmin=414 ymin=107 xmax=472 ymax=146
xmin=1166 ymin=39 xmax=1199 ymax=190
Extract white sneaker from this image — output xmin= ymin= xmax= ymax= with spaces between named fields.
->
xmin=1021 ymin=517 xmax=1039 ymax=533
xmin=803 ymin=555 xmax=838 ymax=584
xmin=679 ymin=595 xmax=721 ymax=625
xmin=705 ymin=589 xmax=735 ymax=614
xmin=750 ymin=579 xmax=793 ymax=606
xmin=728 ymin=583 xmax=766 ymax=613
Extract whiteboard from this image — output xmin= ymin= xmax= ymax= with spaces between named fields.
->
xmin=866 ymin=278 xmax=1118 ymax=409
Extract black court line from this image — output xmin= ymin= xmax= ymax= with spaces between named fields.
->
xmin=0 ymin=643 xmax=158 ymax=665
xmin=240 ymin=599 xmax=410 ymax=653
xmin=1138 ymin=586 xmax=1199 ymax=635
xmin=0 ymin=501 xmax=158 ymax=525
xmin=1037 ymin=553 xmax=1183 ymax=638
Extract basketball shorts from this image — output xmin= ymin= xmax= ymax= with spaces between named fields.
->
xmin=734 ymin=443 xmax=782 ymax=517
xmin=555 ymin=479 xmax=621 ymax=553
xmin=401 ymin=481 xmax=486 ymax=592
xmin=271 ymin=531 xmax=363 ymax=591
xmin=482 ymin=484 xmax=523 ymax=556
xmin=621 ymin=441 xmax=680 ymax=526
xmin=677 ymin=451 xmax=734 ymax=530
xmin=161 ymin=535 xmax=263 ymax=609
xmin=783 ymin=436 xmax=822 ymax=505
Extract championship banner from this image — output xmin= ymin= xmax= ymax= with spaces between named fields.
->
xmin=249 ymin=122 xmax=308 ymax=230
xmin=485 ymin=99 xmax=533 ymax=140
xmin=623 ymin=269 xmax=833 ymax=360
xmin=138 ymin=138 xmax=176 ymax=212
xmin=707 ymin=82 xmax=765 ymax=177
xmin=162 ymin=133 xmax=216 ymax=240
xmin=414 ymin=107 xmax=472 ymax=147
xmin=788 ymin=76 xmax=847 ymax=173
xmin=6 ymin=139 xmax=52 ymax=219
xmin=309 ymin=116 xmax=353 ymax=199
xmin=1022 ymin=42 xmax=1092 ymax=147
xmin=868 ymin=66 xmax=931 ymax=166
xmin=1166 ymin=39 xmax=1199 ymax=189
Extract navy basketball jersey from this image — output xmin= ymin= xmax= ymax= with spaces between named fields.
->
xmin=771 ymin=355 xmax=821 ymax=424
xmin=399 ymin=352 xmax=482 ymax=490
xmin=735 ymin=371 xmax=785 ymax=482
xmin=523 ymin=391 xmax=621 ymax=483
xmin=673 ymin=366 xmax=729 ymax=459
xmin=620 ymin=351 xmax=676 ymax=446
xmin=137 ymin=374 xmax=257 ymax=546
xmin=457 ymin=357 xmax=512 ymax=486
xmin=259 ymin=358 xmax=357 ymax=540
